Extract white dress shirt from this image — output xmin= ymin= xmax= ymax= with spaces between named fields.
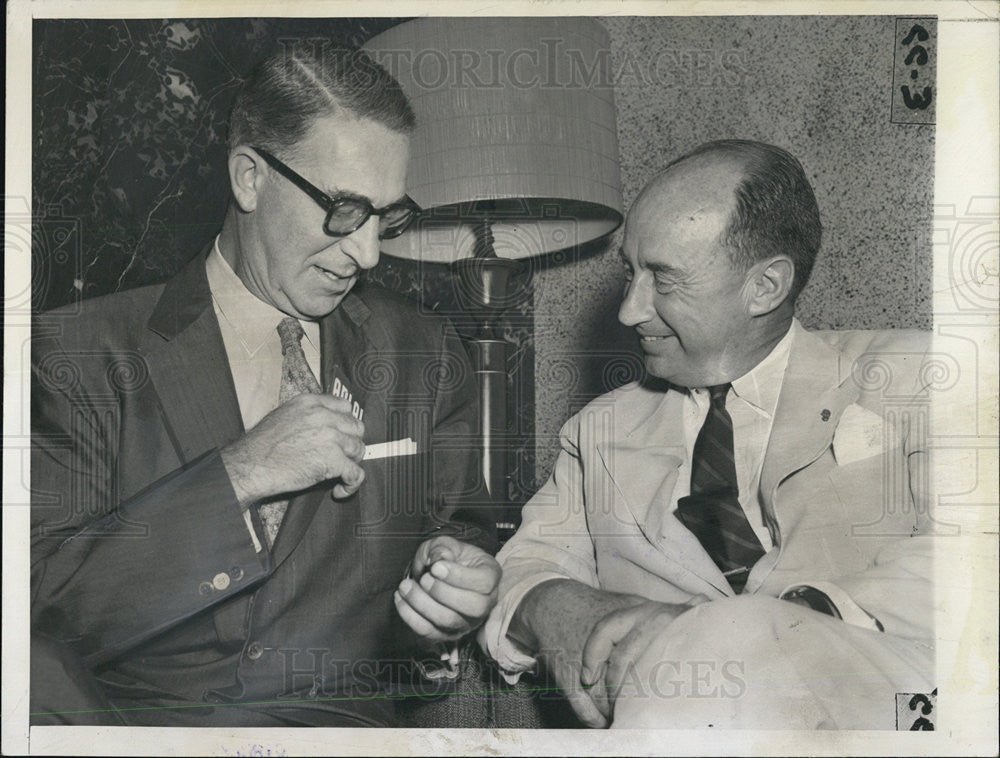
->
xmin=670 ymin=323 xmax=796 ymax=552
xmin=670 ymin=322 xmax=880 ymax=628
xmin=205 ymin=238 xmax=321 ymax=431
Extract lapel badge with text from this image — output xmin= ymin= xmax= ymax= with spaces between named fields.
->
xmin=331 ymin=376 xmax=364 ymax=421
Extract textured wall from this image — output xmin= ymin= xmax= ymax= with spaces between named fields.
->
xmin=531 ymin=15 xmax=935 ymax=483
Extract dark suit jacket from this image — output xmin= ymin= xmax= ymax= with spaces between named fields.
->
xmin=30 ymin=246 xmax=497 ymax=726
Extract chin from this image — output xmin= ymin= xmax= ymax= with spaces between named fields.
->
xmin=290 ymin=293 xmax=346 ymax=320
xmin=299 ymin=282 xmax=358 ymax=318
xmin=644 ymin=358 xmax=706 ymax=389
xmin=643 ymin=356 xmax=676 ymax=382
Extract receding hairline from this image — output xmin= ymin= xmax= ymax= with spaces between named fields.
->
xmin=629 ymin=150 xmax=748 ymax=231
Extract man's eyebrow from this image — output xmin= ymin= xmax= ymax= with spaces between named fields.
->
xmin=321 ymin=187 xmax=408 ymax=207
xmin=646 ymin=261 xmax=685 ymax=278
xmin=321 ymin=187 xmax=369 ymax=203
xmin=617 ymin=249 xmax=685 ymax=277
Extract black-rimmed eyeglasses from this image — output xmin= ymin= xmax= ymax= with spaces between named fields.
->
xmin=252 ymin=146 xmax=421 ymax=240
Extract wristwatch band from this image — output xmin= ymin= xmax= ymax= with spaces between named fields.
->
xmin=780 ymin=585 xmax=843 ymax=618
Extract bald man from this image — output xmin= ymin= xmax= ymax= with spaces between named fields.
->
xmin=480 ymin=140 xmax=936 ymax=729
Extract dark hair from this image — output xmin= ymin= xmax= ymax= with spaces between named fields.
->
xmin=672 ymin=139 xmax=822 ymax=301
xmin=227 ymin=40 xmax=415 ymax=156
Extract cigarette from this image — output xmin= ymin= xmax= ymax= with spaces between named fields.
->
xmin=363 ymin=438 xmax=418 ymax=461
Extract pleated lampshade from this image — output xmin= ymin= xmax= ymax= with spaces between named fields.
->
xmin=365 ymin=17 xmax=623 ymax=263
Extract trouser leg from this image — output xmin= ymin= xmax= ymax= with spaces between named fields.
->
xmin=610 ymin=595 xmax=934 ymax=730
xmin=31 ymin=633 xmax=125 ymax=725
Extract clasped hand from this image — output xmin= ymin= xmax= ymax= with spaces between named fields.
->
xmin=394 ymin=535 xmax=501 ymax=645
xmin=520 ymin=581 xmax=703 ymax=728
xmin=578 ymin=600 xmax=696 ymax=725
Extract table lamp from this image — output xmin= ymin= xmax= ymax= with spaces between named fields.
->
xmin=365 ymin=18 xmax=623 ymax=532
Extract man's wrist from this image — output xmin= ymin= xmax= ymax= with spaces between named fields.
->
xmin=220 ymin=444 xmax=258 ymax=510
xmin=509 ymin=579 xmax=648 ymax=659
xmin=508 ymin=578 xmax=577 ymax=653
xmin=507 ymin=602 xmax=538 ymax=653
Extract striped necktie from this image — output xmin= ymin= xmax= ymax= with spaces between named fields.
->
xmin=257 ymin=317 xmax=322 ymax=547
xmin=674 ymin=384 xmax=765 ymax=593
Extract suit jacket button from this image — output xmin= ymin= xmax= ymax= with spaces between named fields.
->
xmin=212 ymin=572 xmax=231 ymax=591
xmin=229 ymin=566 xmax=244 ymax=582
xmin=198 ymin=581 xmax=213 ymax=596
xmin=247 ymin=642 xmax=264 ymax=660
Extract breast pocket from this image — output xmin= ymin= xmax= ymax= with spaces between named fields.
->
xmin=827 ymin=443 xmax=918 ymax=539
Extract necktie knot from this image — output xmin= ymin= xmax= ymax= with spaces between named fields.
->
xmin=708 ymin=383 xmax=731 ymax=408
xmin=277 ymin=316 xmax=306 ymax=356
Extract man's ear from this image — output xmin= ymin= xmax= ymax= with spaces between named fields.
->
xmin=228 ymin=146 xmax=263 ymax=213
xmin=744 ymin=255 xmax=795 ymax=316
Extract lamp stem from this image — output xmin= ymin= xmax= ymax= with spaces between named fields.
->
xmin=452 ymin=234 xmax=519 ymax=509
xmin=472 ymin=219 xmax=497 ymax=258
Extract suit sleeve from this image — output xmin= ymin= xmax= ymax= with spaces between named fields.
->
xmin=30 ymin=334 xmax=270 ymax=668
xmin=810 ymin=444 xmax=936 ymax=640
xmin=479 ymin=411 xmax=600 ymax=676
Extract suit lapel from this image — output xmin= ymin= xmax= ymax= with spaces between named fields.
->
xmin=760 ymin=327 xmax=860 ymax=505
xmin=748 ymin=326 xmax=859 ymax=592
xmin=142 ymin=246 xmax=251 ymax=641
xmin=320 ymin=291 xmax=377 ymax=422
xmin=143 ymin=246 xmax=244 ymax=461
xmin=596 ymin=389 xmax=731 ymax=597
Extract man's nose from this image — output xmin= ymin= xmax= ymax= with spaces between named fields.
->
xmin=618 ymin=272 xmax=654 ymax=327
xmin=340 ymin=215 xmax=381 ymax=271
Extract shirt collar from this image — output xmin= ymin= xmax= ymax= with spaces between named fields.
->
xmin=729 ymin=319 xmax=799 ymax=417
xmin=205 ymin=236 xmax=319 ymax=356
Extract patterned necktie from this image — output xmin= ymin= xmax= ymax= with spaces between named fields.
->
xmin=258 ymin=317 xmax=322 ymax=547
xmin=674 ymin=384 xmax=765 ymax=593
xmin=277 ymin=316 xmax=322 ymax=401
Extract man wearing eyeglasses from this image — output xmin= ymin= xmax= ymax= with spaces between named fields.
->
xmin=30 ymin=46 xmax=499 ymax=727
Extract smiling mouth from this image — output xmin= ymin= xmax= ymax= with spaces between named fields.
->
xmin=639 ymin=334 xmax=675 ymax=342
xmin=314 ymin=264 xmax=355 ymax=284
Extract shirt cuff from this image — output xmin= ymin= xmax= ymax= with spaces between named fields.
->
xmin=480 ymin=571 xmax=571 ymax=682
xmin=242 ymin=507 xmax=264 ymax=553
xmin=414 ymin=644 xmax=461 ymax=681
xmin=780 ymin=581 xmax=884 ymax=632
xmin=403 ymin=553 xmax=461 ymax=681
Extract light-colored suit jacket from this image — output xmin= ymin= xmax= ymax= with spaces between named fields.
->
xmin=483 ymin=324 xmax=936 ymax=673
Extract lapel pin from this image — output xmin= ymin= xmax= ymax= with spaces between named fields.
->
xmin=820 ymin=409 xmax=831 ymax=422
